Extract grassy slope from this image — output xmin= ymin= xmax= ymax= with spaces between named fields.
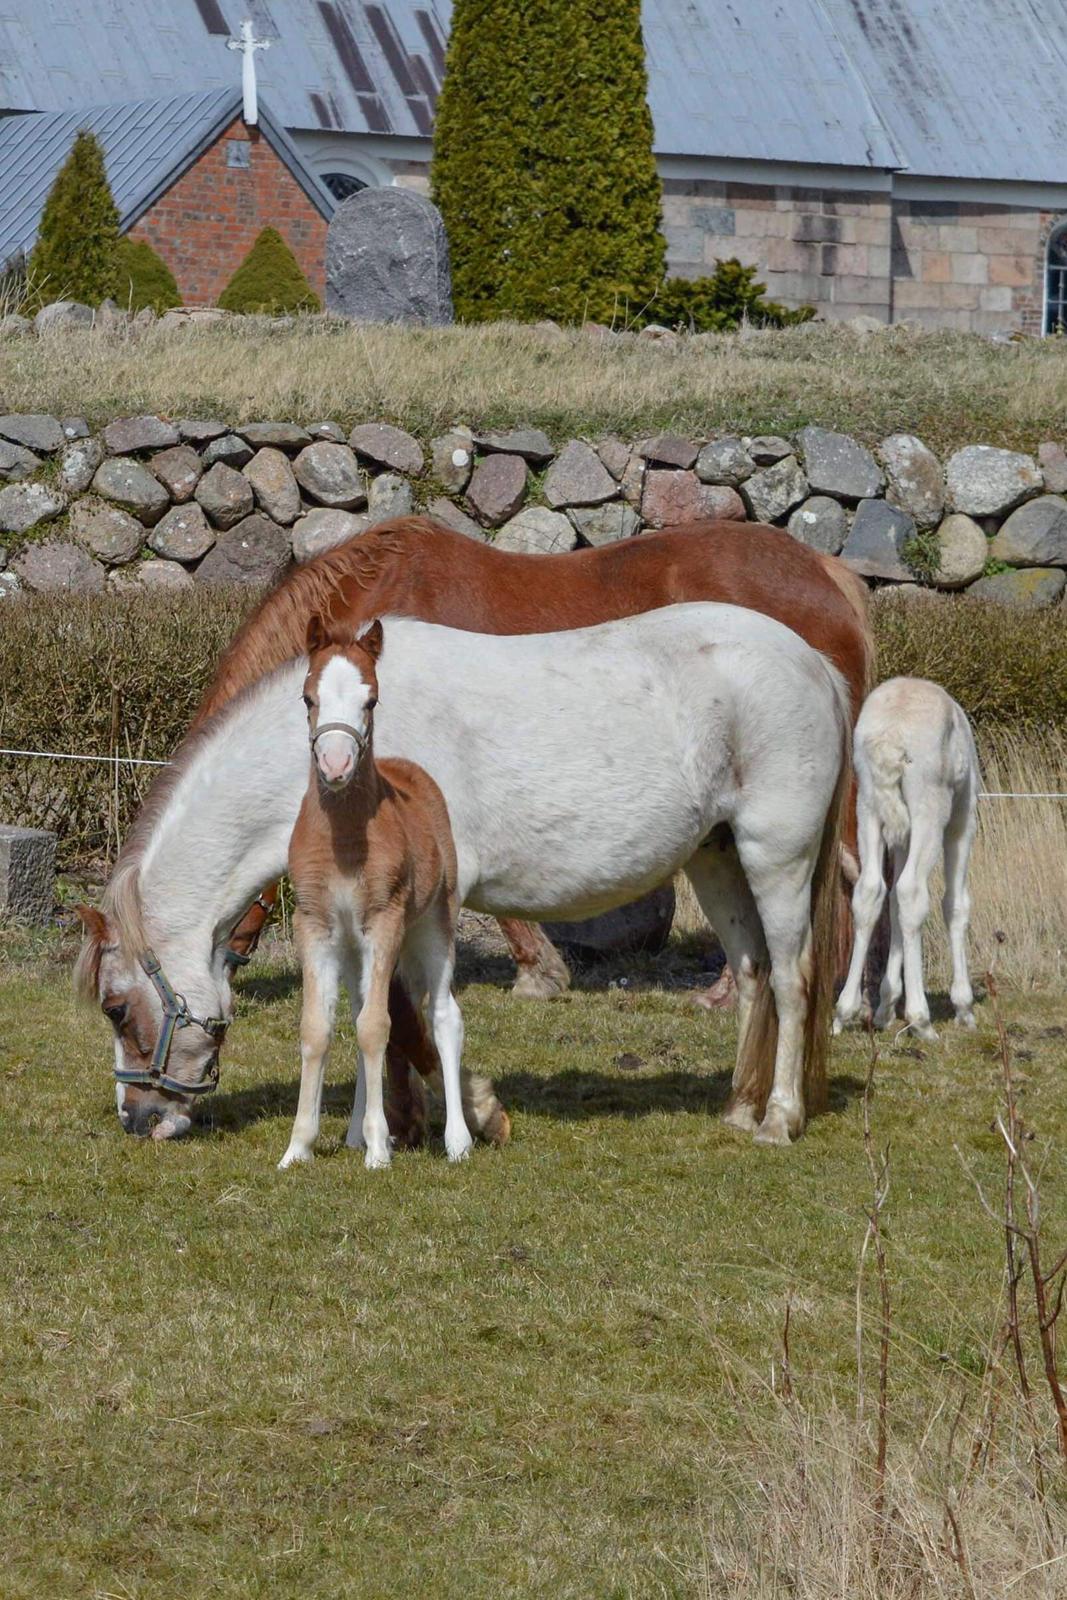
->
xmin=6 ymin=321 xmax=1067 ymax=454
xmin=2 ymin=926 xmax=1065 ymax=1598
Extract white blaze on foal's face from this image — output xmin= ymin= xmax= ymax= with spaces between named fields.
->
xmin=309 ymin=653 xmax=375 ymax=789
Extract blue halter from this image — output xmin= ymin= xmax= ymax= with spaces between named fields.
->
xmin=113 ymin=951 xmax=227 ymax=1097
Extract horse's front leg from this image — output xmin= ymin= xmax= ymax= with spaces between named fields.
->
xmin=355 ymin=922 xmax=403 ymax=1169
xmin=279 ymin=914 xmax=340 ymax=1168
xmin=499 ymin=918 xmax=571 ymax=999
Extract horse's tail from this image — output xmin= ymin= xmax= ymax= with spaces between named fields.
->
xmin=864 ymin=731 xmax=910 ymax=850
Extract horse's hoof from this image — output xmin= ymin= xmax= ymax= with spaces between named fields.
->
xmin=754 ymin=1107 xmax=797 ymax=1147
xmin=445 ymin=1127 xmax=474 ymax=1163
xmin=722 ymin=1099 xmax=759 ymax=1134
xmin=483 ymin=1106 xmax=511 ymax=1147
xmin=278 ymin=1145 xmax=312 ymax=1170
xmin=512 ymin=965 xmax=570 ymax=1000
xmin=692 ymin=971 xmax=738 ymax=1011
xmin=364 ymin=1145 xmax=392 ymax=1170
xmin=907 ymin=1020 xmax=939 ymax=1043
xmin=955 ymin=1009 xmax=977 ymax=1031
xmin=832 ymin=1013 xmax=845 ymax=1036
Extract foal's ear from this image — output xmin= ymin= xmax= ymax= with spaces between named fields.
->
xmin=74 ymin=903 xmax=107 ymax=942
xmin=356 ymin=618 xmax=384 ymax=661
xmin=305 ymin=613 xmax=328 ymax=655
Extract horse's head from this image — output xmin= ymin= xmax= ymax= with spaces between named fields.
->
xmin=74 ymin=903 xmax=233 ymax=1140
xmin=303 ymin=613 xmax=383 ymax=790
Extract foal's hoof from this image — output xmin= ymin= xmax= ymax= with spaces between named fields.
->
xmin=906 ymin=1019 xmax=939 ymax=1044
xmin=955 ymin=1009 xmax=977 ymax=1031
xmin=364 ymin=1143 xmax=392 ymax=1170
xmin=754 ymin=1106 xmax=799 ymax=1147
xmin=445 ymin=1126 xmax=474 ymax=1163
xmin=722 ymin=1098 xmax=759 ymax=1135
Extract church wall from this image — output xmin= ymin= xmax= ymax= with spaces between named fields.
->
xmin=127 ymin=118 xmax=329 ymax=306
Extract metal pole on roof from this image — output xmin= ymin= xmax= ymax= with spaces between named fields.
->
xmin=227 ymin=19 xmax=270 ymax=127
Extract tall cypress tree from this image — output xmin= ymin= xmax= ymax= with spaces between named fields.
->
xmin=433 ymin=0 xmax=665 ymax=324
xmin=28 ymin=131 xmax=120 ymax=307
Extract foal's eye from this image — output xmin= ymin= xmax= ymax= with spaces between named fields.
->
xmin=302 ymin=694 xmax=313 ymax=710
xmin=366 ymin=694 xmax=378 ymax=711
xmin=104 ymin=1001 xmax=128 ymax=1026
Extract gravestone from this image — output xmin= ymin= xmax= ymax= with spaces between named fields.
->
xmin=326 ymin=189 xmax=453 ymax=326
xmin=0 ymin=825 xmax=56 ymax=924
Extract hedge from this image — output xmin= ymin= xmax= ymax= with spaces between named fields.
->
xmin=2 ymin=589 xmax=1065 ymax=868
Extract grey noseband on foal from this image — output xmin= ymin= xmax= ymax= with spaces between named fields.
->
xmin=310 ymin=721 xmax=370 ymax=762
xmin=113 ymin=951 xmax=227 ymax=1098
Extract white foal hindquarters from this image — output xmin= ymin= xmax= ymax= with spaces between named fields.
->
xmin=835 ymin=676 xmax=979 ymax=1042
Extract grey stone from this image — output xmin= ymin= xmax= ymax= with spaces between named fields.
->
xmin=194 ymin=513 xmax=291 ymax=586
xmin=292 ymin=508 xmax=370 ymax=563
xmin=95 ymin=298 xmax=128 ymax=335
xmin=847 ymin=314 xmax=888 ymax=334
xmin=201 ymin=434 xmax=253 ymax=470
xmin=741 ymin=455 xmax=809 ymax=522
xmin=990 ymin=496 xmax=1067 ymax=567
xmin=136 ymin=559 xmax=196 ymax=590
xmin=797 ymin=426 xmax=883 ymax=501
xmin=244 ymin=447 xmax=303 ymax=524
xmin=293 ymin=442 xmax=366 ymax=510
xmin=91 ymin=457 xmax=168 ymax=525
xmin=637 ymin=433 xmax=698 ymax=470
xmin=431 ymin=430 xmax=474 ymax=492
xmin=840 ymin=499 xmax=917 ymax=581
xmin=467 ymin=454 xmax=528 ymax=526
xmin=1038 ymin=442 xmax=1067 ymax=495
xmin=544 ymin=440 xmax=617 ymax=508
xmin=0 ymin=441 xmax=41 ymax=481
xmin=934 ymin=514 xmax=988 ymax=588
xmin=0 ymin=413 xmax=65 ymax=453
xmin=946 ymin=445 xmax=1042 ymax=518
xmin=880 ymin=434 xmax=945 ymax=530
xmin=746 ymin=434 xmax=793 ymax=466
xmin=0 ymin=570 xmax=22 ymax=598
xmin=10 ymin=540 xmax=105 ymax=593
xmin=103 ymin=414 xmax=179 ymax=454
xmin=0 ymin=314 xmax=32 ymax=339
xmin=326 ymin=187 xmax=452 ymax=325
xmin=130 ymin=306 xmax=157 ymax=334
xmin=0 ymin=481 xmax=66 ymax=534
xmin=58 ymin=437 xmax=105 ymax=495
xmin=968 ymin=568 xmax=1067 ymax=607
xmin=33 ymin=300 xmax=94 ymax=334
xmin=61 ymin=417 xmax=90 ymax=440
xmin=179 ymin=418 xmax=228 ymax=444
xmin=787 ymin=495 xmax=849 ymax=555
xmin=150 ymin=444 xmax=202 ymax=503
xmin=644 ymin=470 xmax=745 ymax=527
xmin=495 ymin=507 xmax=576 ymax=555
xmin=568 ymin=502 xmax=641 ymax=545
xmin=238 ymin=421 xmax=312 ymax=452
xmin=148 ymin=502 xmax=216 ymax=563
xmin=544 ymin=885 xmax=676 ymax=959
xmin=195 ymin=462 xmax=255 ymax=529
xmin=473 ymin=427 xmax=553 ymax=463
xmin=307 ymin=420 xmax=346 ymax=443
xmin=425 ymin=497 xmax=484 ymax=540
xmin=366 ymin=472 xmax=413 ymax=524
xmin=620 ymin=454 xmax=645 ymax=509
xmin=69 ymin=497 xmax=144 ymax=565
xmin=638 ymin=323 xmax=677 ymax=345
xmin=596 ymin=437 xmax=631 ymax=481
xmin=0 ymin=825 xmax=56 ymax=924
xmin=696 ymin=436 xmax=756 ymax=486
xmin=348 ymin=423 xmax=424 ymax=475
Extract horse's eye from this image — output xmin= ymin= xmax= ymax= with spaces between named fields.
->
xmin=104 ymin=1001 xmax=128 ymax=1026
xmin=367 ymin=694 xmax=378 ymax=711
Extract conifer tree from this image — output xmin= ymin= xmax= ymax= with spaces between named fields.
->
xmin=433 ymin=0 xmax=665 ymax=323
xmin=28 ymin=131 xmax=120 ymax=307
xmin=217 ymin=228 xmax=321 ymax=314
xmin=113 ymin=236 xmax=182 ymax=313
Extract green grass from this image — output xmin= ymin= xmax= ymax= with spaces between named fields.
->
xmin=2 ymin=923 xmax=1066 ymax=1597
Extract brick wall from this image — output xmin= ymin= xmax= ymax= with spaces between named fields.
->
xmin=128 ymin=118 xmax=329 ymax=307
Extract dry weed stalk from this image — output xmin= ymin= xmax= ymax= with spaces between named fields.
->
xmin=856 ymin=1029 xmax=891 ymax=1524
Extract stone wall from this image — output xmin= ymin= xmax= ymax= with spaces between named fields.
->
xmin=1 ymin=412 xmax=1065 ymax=610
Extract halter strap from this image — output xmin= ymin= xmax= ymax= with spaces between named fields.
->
xmin=113 ymin=950 xmax=227 ymax=1097
xmin=310 ymin=720 xmax=369 ymax=758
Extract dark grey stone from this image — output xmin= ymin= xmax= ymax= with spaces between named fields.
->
xmin=568 ymin=503 xmax=641 ymax=545
xmin=103 ymin=414 xmax=179 ymax=454
xmin=747 ymin=435 xmax=793 ymax=466
xmin=238 ymin=421 xmax=312 ymax=452
xmin=91 ymin=458 xmax=168 ymax=525
xmin=990 ymin=496 xmax=1067 ymax=567
xmin=473 ymin=427 xmax=554 ymax=463
xmin=0 ymin=825 xmax=56 ymax=924
xmin=58 ymin=437 xmax=105 ymax=495
xmin=741 ymin=455 xmax=809 ymax=522
xmin=196 ymin=462 xmax=255 ymax=529
xmin=69 ymin=497 xmax=144 ymax=565
xmin=596 ymin=437 xmax=631 ymax=481
xmin=544 ymin=441 xmax=617 ymax=508
xmin=244 ymin=448 xmax=303 ymax=524
xmin=10 ymin=541 xmax=105 ymax=593
xmin=637 ymin=434 xmax=698 ymax=470
xmin=151 ymin=445 xmax=202 ymax=503
xmin=148 ymin=503 xmax=216 ymax=563
xmin=194 ymin=513 xmax=291 ymax=586
xmin=179 ymin=418 xmax=228 ymax=444
xmin=348 ymin=423 xmax=424 ymax=475
xmin=0 ymin=413 xmax=65 ymax=453
xmin=307 ymin=421 xmax=346 ymax=443
xmin=696 ymin=436 xmax=756 ymax=486
xmin=366 ymin=473 xmax=413 ymax=524
xmin=0 ymin=481 xmax=66 ymax=534
xmin=787 ymin=495 xmax=849 ymax=554
xmin=841 ymin=499 xmax=916 ymax=581
xmin=61 ymin=417 xmax=91 ymax=440
xmin=326 ymin=187 xmax=453 ymax=325
xmin=797 ymin=425 xmax=884 ymax=501
xmin=467 ymin=454 xmax=528 ymax=526
xmin=425 ymin=497 xmax=485 ymax=540
xmin=201 ymin=434 xmax=254 ymax=469
xmin=0 ymin=440 xmax=40 ymax=481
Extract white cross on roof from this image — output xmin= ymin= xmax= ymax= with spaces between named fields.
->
xmin=227 ymin=19 xmax=271 ymax=127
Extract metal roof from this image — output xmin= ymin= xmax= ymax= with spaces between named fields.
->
xmin=1 ymin=2 xmax=1066 ymax=182
xmin=0 ymin=87 xmax=334 ymax=265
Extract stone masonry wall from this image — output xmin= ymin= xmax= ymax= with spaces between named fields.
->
xmin=129 ymin=118 xmax=329 ymax=307
xmin=1 ymin=412 xmax=1066 ymax=612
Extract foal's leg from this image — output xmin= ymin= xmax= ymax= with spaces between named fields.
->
xmin=407 ymin=915 xmax=472 ymax=1162
xmin=894 ymin=795 xmax=948 ymax=1042
xmin=834 ymin=791 xmax=886 ymax=1032
xmin=873 ymin=845 xmax=907 ymax=1029
xmin=355 ymin=920 xmax=405 ymax=1169
xmin=500 ymin=918 xmax=572 ymax=1000
xmin=279 ymin=915 xmax=341 ymax=1168
xmin=942 ymin=784 xmax=978 ymax=1028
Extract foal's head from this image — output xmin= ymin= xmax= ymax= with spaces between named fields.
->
xmin=303 ymin=614 xmax=383 ymax=790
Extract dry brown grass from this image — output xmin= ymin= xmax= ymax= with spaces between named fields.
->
xmin=7 ymin=317 xmax=1067 ymax=452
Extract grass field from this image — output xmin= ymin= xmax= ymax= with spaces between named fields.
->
xmin=2 ymin=907 xmax=1066 ymax=1598
xmin=6 ymin=318 xmax=1067 ymax=454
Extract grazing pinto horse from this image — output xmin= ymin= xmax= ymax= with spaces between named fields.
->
xmin=834 ymin=678 xmax=979 ymax=1041
xmin=282 ymin=616 xmax=483 ymax=1170
xmin=77 ymin=601 xmax=851 ymax=1147
xmin=205 ymin=518 xmax=873 ymax=998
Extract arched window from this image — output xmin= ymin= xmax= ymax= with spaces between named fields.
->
xmin=1045 ymin=223 xmax=1067 ymax=333
xmin=322 ymin=171 xmax=367 ymax=203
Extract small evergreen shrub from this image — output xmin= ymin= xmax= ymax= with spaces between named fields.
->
xmin=217 ymin=228 xmax=321 ymax=315
xmin=113 ymin=236 xmax=181 ymax=313
xmin=641 ymin=260 xmax=816 ymax=333
xmin=27 ymin=131 xmax=120 ymax=308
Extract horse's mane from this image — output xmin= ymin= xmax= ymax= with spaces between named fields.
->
xmin=192 ymin=516 xmax=439 ymax=725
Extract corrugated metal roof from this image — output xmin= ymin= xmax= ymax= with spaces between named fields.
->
xmin=0 ymin=86 xmax=335 ymax=265
xmin=0 ymin=1 xmax=449 ymax=141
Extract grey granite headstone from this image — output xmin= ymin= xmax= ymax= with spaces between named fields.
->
xmin=326 ymin=189 xmax=453 ymax=326
xmin=0 ymin=825 xmax=56 ymax=924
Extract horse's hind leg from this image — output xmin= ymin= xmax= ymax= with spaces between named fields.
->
xmin=741 ymin=855 xmax=817 ymax=1147
xmin=894 ymin=796 xmax=947 ymax=1042
xmin=834 ymin=789 xmax=886 ymax=1032
xmin=502 ymin=918 xmax=571 ymax=1000
xmin=279 ymin=914 xmax=340 ymax=1169
xmin=684 ymin=839 xmax=767 ymax=1133
xmin=873 ymin=846 xmax=907 ymax=1030
xmin=942 ymin=784 xmax=977 ymax=1028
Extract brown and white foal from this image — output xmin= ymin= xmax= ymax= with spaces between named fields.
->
xmin=279 ymin=614 xmax=472 ymax=1170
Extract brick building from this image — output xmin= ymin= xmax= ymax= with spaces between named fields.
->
xmin=3 ymin=1 xmax=1067 ymax=332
